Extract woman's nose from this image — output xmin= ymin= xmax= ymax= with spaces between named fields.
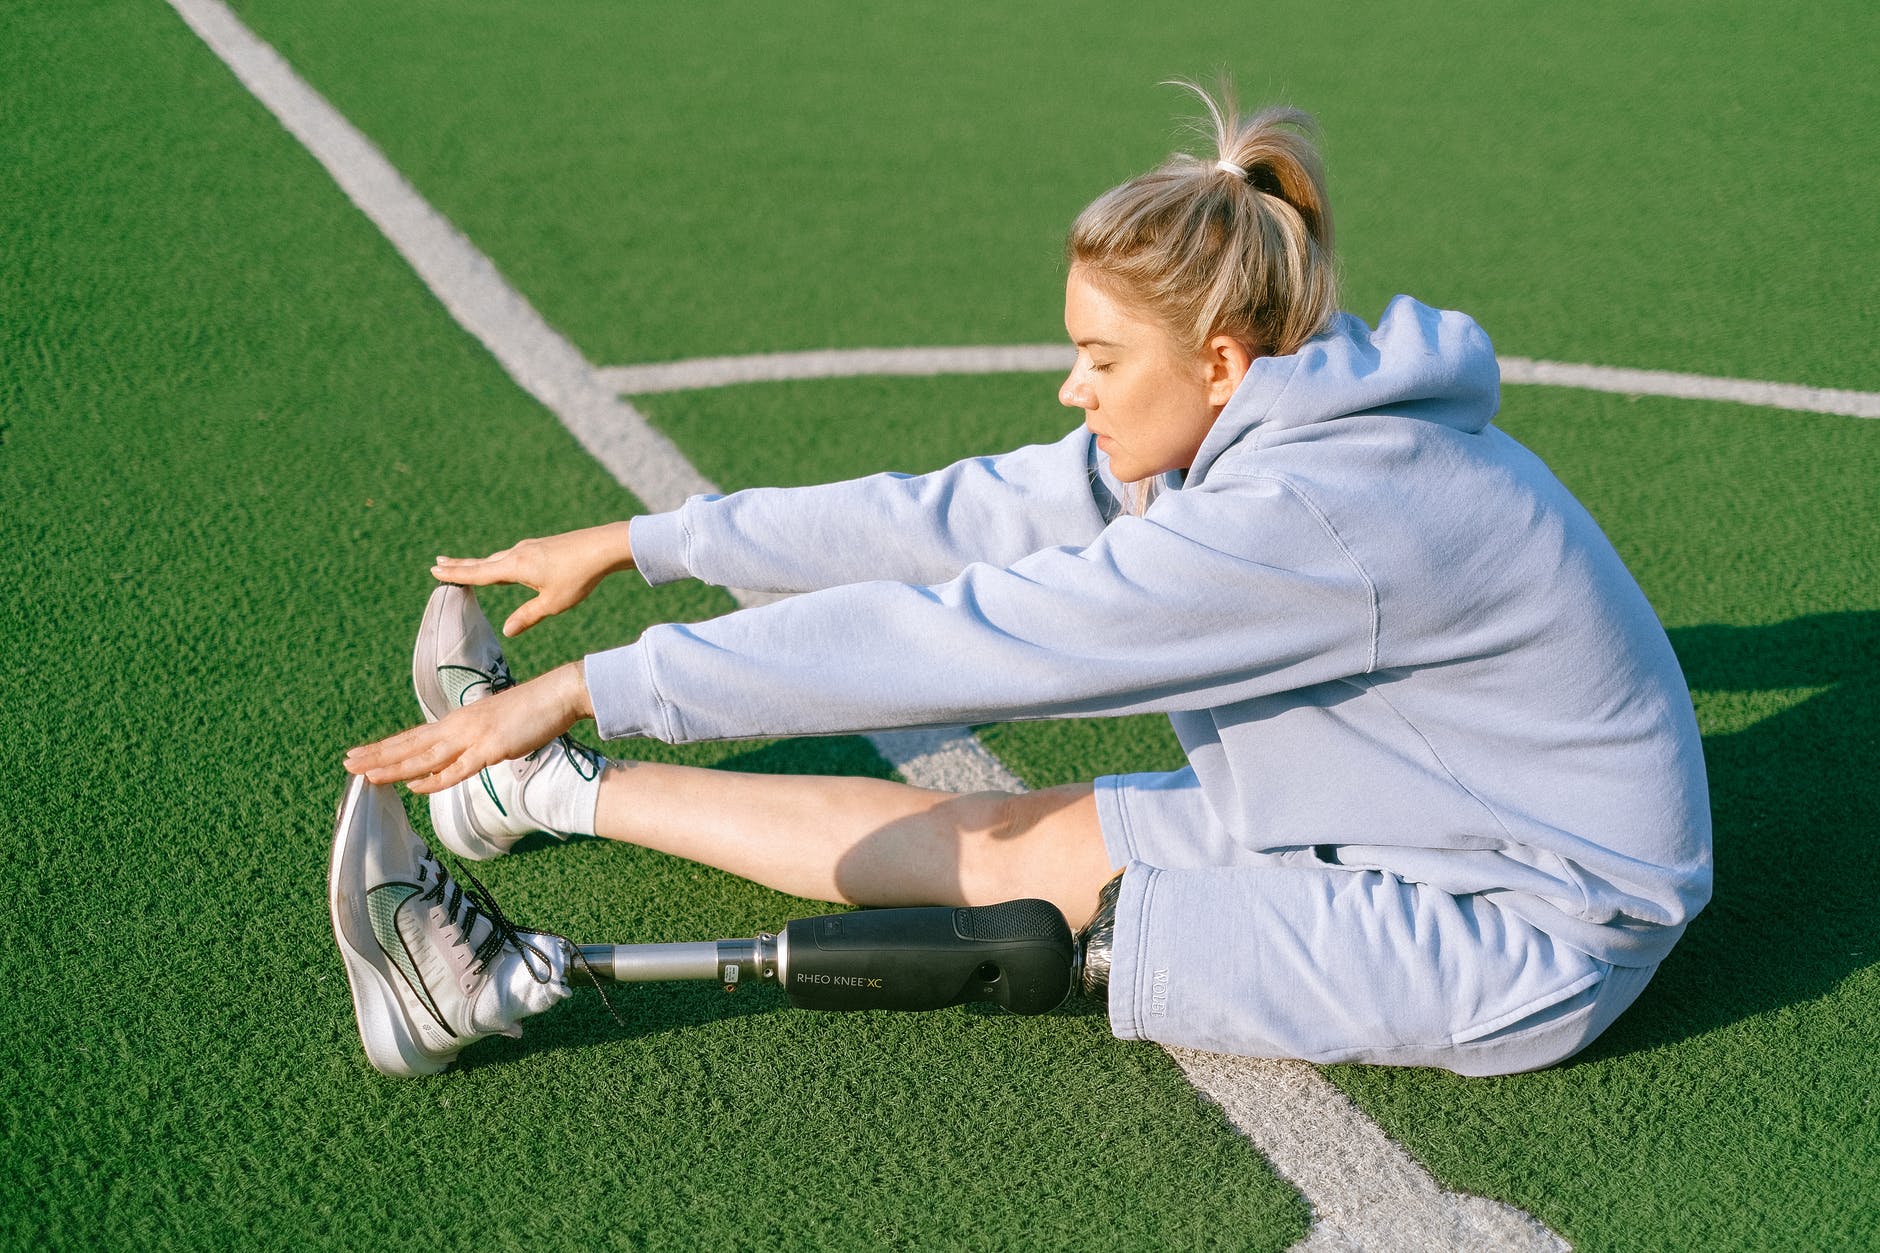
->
xmin=1059 ymin=372 xmax=1092 ymax=410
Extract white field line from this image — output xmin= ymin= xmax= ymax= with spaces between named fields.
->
xmin=1497 ymin=358 xmax=1880 ymax=419
xmin=162 ymin=1 xmax=712 ymax=520
xmin=167 ymin=1 xmax=1566 ymax=1246
xmin=597 ymin=347 xmax=1076 ymax=395
xmin=601 ymin=347 xmax=1880 ymax=419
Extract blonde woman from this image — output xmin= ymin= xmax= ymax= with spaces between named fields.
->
xmin=336 ymin=85 xmax=1710 ymax=1078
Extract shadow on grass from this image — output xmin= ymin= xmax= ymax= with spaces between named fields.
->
xmin=462 ymin=980 xmax=790 ymax=1070
xmin=1572 ymin=609 xmax=1879 ymax=1062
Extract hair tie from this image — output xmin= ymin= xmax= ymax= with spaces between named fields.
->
xmin=1215 ymin=158 xmax=1248 ymax=179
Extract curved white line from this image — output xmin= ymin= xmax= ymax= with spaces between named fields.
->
xmin=598 ymin=346 xmax=1075 ymax=395
xmin=165 ymin=2 xmax=1571 ymax=1245
xmin=600 ymin=347 xmax=1880 ymax=419
xmin=1497 ymin=357 xmax=1880 ymax=418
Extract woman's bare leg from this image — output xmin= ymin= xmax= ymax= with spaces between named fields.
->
xmin=593 ymin=761 xmax=1120 ymax=929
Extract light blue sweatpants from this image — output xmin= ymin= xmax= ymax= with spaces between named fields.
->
xmin=1096 ymin=768 xmax=1658 ymax=1076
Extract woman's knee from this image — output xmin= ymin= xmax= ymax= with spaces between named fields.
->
xmin=978 ymin=784 xmax=1095 ymax=839
xmin=955 ymin=785 xmax=1111 ymax=921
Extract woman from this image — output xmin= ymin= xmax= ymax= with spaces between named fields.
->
xmin=337 ymin=85 xmax=1710 ymax=1078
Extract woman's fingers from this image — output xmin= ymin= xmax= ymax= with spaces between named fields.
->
xmin=349 ymin=742 xmax=436 ymax=784
xmin=382 ymin=737 xmax=460 ymax=785
xmin=344 ymin=724 xmax=424 ymax=773
xmin=502 ymin=594 xmax=553 ymax=638
xmin=344 ymin=724 xmax=489 ymax=790
xmin=432 ymin=550 xmax=515 ymax=586
xmin=405 ymin=754 xmax=484 ymax=796
xmin=345 ymin=722 xmax=462 ymax=784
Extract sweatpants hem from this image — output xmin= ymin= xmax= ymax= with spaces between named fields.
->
xmin=1105 ymin=863 xmax=1156 ymax=1041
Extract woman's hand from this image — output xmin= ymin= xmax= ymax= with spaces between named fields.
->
xmin=344 ymin=662 xmax=595 ymax=794
xmin=432 ymin=521 xmax=636 ymax=637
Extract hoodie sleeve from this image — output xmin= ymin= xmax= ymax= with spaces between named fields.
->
xmin=627 ymin=426 xmax=1123 ymax=593
xmin=585 ymin=472 xmax=1378 ymax=743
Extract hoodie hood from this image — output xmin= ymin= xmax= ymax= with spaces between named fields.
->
xmin=1187 ymin=295 xmax=1501 ymax=481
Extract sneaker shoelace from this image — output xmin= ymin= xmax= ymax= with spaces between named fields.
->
xmin=417 ymin=855 xmax=553 ymax=982
xmin=418 ymin=851 xmax=624 ymax=1027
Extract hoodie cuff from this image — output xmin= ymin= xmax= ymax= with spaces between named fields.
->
xmin=583 ymin=642 xmax=669 ymax=741
xmin=627 ymin=511 xmax=692 ymax=587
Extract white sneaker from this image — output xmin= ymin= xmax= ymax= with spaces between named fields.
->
xmin=328 ymin=775 xmax=572 ymax=1077
xmin=412 ymin=584 xmax=605 ymax=860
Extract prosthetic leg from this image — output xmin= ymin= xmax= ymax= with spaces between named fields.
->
xmin=578 ymin=899 xmax=1079 ymax=1015
xmin=333 ymin=775 xmax=1119 ymax=1077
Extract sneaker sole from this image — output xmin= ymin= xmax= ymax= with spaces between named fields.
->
xmin=411 ymin=584 xmax=463 ymax=724
xmin=412 ymin=584 xmax=514 ymax=860
xmin=328 ymin=775 xmax=454 ymax=1077
xmin=410 ymin=583 xmax=540 ymax=860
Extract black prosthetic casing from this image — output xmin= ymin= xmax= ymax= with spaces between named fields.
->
xmin=781 ymin=900 xmax=1074 ymax=1015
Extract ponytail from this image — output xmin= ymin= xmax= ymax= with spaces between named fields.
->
xmin=1067 ymin=81 xmax=1337 ymax=358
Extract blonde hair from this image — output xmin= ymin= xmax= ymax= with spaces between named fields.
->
xmin=1067 ymin=81 xmax=1337 ymax=359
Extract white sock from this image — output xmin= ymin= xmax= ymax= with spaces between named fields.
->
xmin=523 ymin=750 xmax=606 ymax=837
xmin=473 ymin=933 xmax=572 ymax=1035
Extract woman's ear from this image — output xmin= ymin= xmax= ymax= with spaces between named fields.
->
xmin=1203 ymin=335 xmax=1256 ymax=407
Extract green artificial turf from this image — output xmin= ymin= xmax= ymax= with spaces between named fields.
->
xmin=638 ymin=373 xmax=1880 ymax=1250
xmin=9 ymin=0 xmax=1879 ymax=1250
xmin=0 ymin=4 xmax=1308 ymax=1250
xmin=228 ymin=0 xmax=1880 ymax=391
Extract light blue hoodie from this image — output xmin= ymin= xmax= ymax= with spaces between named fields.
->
xmin=586 ymin=297 xmax=1712 ymax=968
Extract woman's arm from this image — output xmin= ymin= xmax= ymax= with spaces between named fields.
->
xmin=347 ymin=473 xmax=1369 ymax=790
xmin=425 ymin=428 xmax=1121 ymax=639
xmin=630 ymin=427 xmax=1123 ymax=594
xmin=585 ymin=474 xmax=1378 ymax=743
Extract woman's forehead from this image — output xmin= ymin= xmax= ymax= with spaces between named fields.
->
xmin=1065 ymin=269 xmax=1162 ymax=346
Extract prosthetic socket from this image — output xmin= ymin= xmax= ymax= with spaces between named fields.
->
xmin=573 ymin=871 xmax=1123 ymax=1017
xmin=1071 ymin=871 xmax=1124 ymax=1002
